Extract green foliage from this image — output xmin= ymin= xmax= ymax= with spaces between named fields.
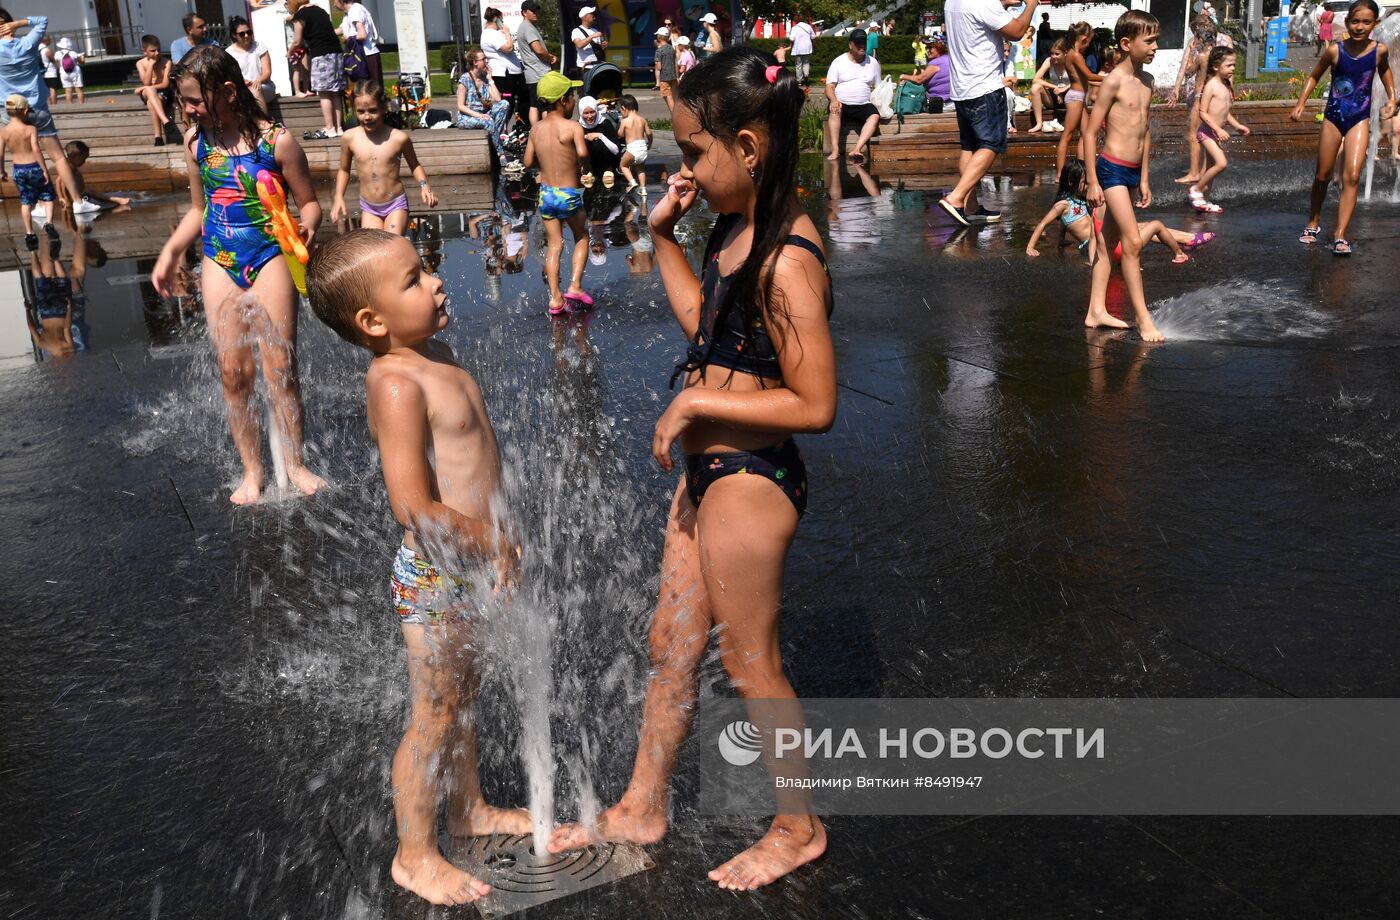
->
xmin=749 ymin=34 xmax=924 ymax=66
xmin=798 ymin=109 xmax=824 ymax=151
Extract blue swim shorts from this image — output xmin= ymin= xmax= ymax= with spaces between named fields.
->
xmin=1095 ymin=153 xmax=1142 ymax=192
xmin=12 ymin=162 xmax=55 ymax=207
xmin=953 ymin=88 xmax=1008 ymax=154
xmin=538 ymin=184 xmax=583 ymax=221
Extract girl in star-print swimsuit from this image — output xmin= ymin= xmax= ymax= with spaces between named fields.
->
xmin=150 ymin=45 xmax=327 ymax=505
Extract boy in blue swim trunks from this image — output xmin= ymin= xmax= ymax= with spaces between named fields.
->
xmin=0 ymin=94 xmax=56 ymax=253
xmin=524 ymin=71 xmax=593 ymax=316
xmin=307 ymin=229 xmax=529 ymax=907
xmin=1084 ymin=9 xmax=1165 ymax=342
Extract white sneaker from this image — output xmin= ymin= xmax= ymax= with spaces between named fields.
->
xmin=72 ymin=197 xmax=102 ymax=215
xmin=31 ymin=203 xmax=47 ymax=221
xmin=1048 ymin=119 xmax=1065 ymax=133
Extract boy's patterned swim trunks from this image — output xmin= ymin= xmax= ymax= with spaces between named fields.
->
xmin=389 ymin=543 xmax=474 ymax=624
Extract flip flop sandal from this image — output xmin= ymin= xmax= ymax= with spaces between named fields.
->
xmin=1193 ymin=200 xmax=1223 ymax=214
xmin=1171 ymin=253 xmax=1191 ymax=264
xmin=1331 ymin=238 xmax=1352 ymax=256
xmin=548 ymin=302 xmax=569 ymax=316
xmin=1299 ymin=226 xmax=1321 ymax=244
xmin=563 ymin=290 xmax=595 ymax=310
xmin=302 ymin=129 xmax=329 ymax=140
xmin=1183 ymin=232 xmax=1216 ymax=250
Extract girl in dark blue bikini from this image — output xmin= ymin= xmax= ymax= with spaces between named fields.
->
xmin=546 ymin=47 xmax=835 ymax=890
xmin=1291 ymin=0 xmax=1396 ymax=256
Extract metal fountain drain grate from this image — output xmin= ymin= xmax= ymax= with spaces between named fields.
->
xmin=443 ymin=833 xmax=653 ymax=919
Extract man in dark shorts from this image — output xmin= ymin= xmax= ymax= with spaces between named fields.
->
xmin=939 ymin=0 xmax=1039 ymax=225
xmin=824 ymin=29 xmax=882 ymax=164
xmin=515 ymin=0 xmax=557 ymax=126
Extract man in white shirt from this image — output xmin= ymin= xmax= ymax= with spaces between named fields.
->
xmin=572 ymin=6 xmax=607 ymax=72
xmin=334 ymin=0 xmax=381 ymax=84
xmin=790 ymin=17 xmax=815 ymax=85
xmin=938 ymin=0 xmax=1039 ymax=225
xmin=824 ymin=30 xmax=882 ymax=164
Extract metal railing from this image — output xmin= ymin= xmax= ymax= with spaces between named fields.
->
xmin=47 ymin=25 xmax=147 ymax=58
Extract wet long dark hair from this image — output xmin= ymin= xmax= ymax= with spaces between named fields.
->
xmin=170 ymin=43 xmax=270 ymax=150
xmin=675 ymin=46 xmax=807 ymax=366
xmin=1057 ymin=157 xmax=1088 ymax=202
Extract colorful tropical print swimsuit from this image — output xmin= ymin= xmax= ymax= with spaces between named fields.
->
xmin=389 ymin=543 xmax=474 ymax=625
xmin=198 ymin=123 xmax=288 ymax=288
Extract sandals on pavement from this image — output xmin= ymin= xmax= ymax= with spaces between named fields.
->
xmin=1331 ymin=238 xmax=1353 ymax=256
xmin=1299 ymin=226 xmax=1321 ymax=244
xmin=1183 ymin=232 xmax=1217 ymax=250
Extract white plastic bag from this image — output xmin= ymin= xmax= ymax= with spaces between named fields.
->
xmin=871 ymin=77 xmax=895 ymax=119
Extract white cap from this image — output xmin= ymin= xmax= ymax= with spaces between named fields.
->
xmin=57 ymin=37 xmax=73 ymax=50
xmin=578 ymin=6 xmax=596 ymax=17
xmin=655 ymin=26 xmax=670 ymax=35
xmin=700 ymin=12 xmax=717 ymax=22
xmin=676 ymin=35 xmax=690 ymax=44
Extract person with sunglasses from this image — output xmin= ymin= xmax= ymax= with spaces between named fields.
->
xmin=225 ymin=16 xmax=274 ymax=111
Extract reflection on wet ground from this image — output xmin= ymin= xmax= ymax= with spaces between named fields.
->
xmin=5 ymin=152 xmax=1400 ymax=919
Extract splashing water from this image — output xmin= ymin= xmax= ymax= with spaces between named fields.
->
xmin=1364 ymin=12 xmax=1400 ymax=201
xmin=1150 ymin=281 xmax=1332 ymax=342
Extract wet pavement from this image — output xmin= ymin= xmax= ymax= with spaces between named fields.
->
xmin=4 ymin=149 xmax=1400 ymax=920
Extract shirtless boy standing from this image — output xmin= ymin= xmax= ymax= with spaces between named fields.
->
xmin=1083 ymin=9 xmax=1165 ymax=343
xmin=307 ymin=229 xmax=529 ymax=907
xmin=616 ymin=94 xmax=652 ymax=192
xmin=331 ymin=80 xmax=437 ymax=235
xmin=524 ymin=71 xmax=592 ymax=315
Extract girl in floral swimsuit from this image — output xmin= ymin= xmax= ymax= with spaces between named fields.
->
xmin=150 ymin=45 xmax=327 ymax=505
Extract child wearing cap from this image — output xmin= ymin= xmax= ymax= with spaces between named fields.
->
xmin=0 ymin=94 xmax=58 ymax=253
xmin=524 ymin=72 xmax=592 ymax=315
xmin=56 ymin=38 xmax=84 ymax=104
xmin=654 ymin=27 xmax=677 ymax=112
xmin=676 ymin=35 xmax=696 ymax=74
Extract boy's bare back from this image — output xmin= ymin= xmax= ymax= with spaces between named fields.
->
xmin=619 ymin=112 xmax=648 ymax=144
xmin=343 ymin=125 xmax=412 ymax=203
xmin=1098 ymin=61 xmax=1154 ymax=163
xmin=367 ymin=340 xmax=504 ymax=544
xmin=527 ymin=114 xmax=587 ymax=188
xmin=1 ymin=118 xmax=40 ymax=164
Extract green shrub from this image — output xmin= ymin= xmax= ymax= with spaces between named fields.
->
xmin=798 ymin=110 xmax=824 ymax=151
xmin=749 ymin=34 xmax=922 ymax=67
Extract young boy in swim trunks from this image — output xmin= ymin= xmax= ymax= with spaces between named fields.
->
xmin=617 ymin=94 xmax=651 ymax=192
xmin=331 ymin=80 xmax=437 ymax=235
xmin=0 ymin=95 xmax=57 ymax=254
xmin=306 ymin=229 xmax=529 ymax=907
xmin=524 ymin=71 xmax=592 ymax=316
xmin=1083 ymin=10 xmax=1166 ymax=343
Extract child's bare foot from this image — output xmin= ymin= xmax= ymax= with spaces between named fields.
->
xmin=446 ymin=804 xmax=532 ymax=838
xmin=1174 ymin=174 xmax=1199 ymax=185
xmin=707 ymin=816 xmax=827 ymax=891
xmin=287 ymin=465 xmax=326 ymax=497
xmin=825 ymin=151 xmax=839 ymax=161
xmin=1084 ymin=307 xmax=1130 ymax=330
xmin=230 ymin=468 xmax=264 ymax=505
xmin=547 ymin=798 xmax=667 ymax=853
xmin=1138 ymin=317 xmax=1165 ymax=343
xmin=1171 ymin=252 xmax=1190 ymax=264
xmin=391 ymin=850 xmax=491 ymax=905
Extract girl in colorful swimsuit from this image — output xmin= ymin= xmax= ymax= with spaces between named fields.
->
xmin=1054 ymin=22 xmax=1101 ymax=180
xmin=1025 ymin=157 xmax=1213 ymax=263
xmin=150 ymin=45 xmax=326 ymax=505
xmin=1291 ymin=0 xmax=1396 ymax=255
xmin=546 ymin=47 xmax=835 ymax=891
xmin=331 ymin=80 xmax=437 ymax=235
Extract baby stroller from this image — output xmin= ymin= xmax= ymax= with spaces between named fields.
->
xmin=394 ymin=74 xmax=430 ymax=129
xmin=581 ymin=62 xmax=624 ymax=104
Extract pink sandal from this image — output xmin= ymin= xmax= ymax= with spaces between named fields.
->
xmin=563 ymin=290 xmax=595 ymax=311
xmin=1193 ymin=199 xmax=1224 ymax=214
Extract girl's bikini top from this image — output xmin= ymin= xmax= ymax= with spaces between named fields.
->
xmin=671 ymin=212 xmax=832 ymax=388
xmin=1060 ymin=195 xmax=1090 ymax=226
